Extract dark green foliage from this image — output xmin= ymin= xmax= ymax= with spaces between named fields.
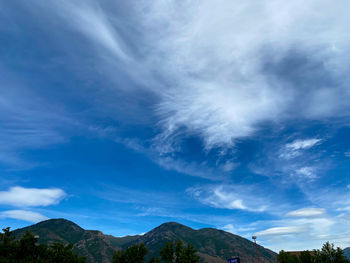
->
xmin=0 ymin=228 xmax=86 ymax=263
xmin=148 ymin=257 xmax=161 ymax=263
xmin=277 ymin=242 xmax=350 ymax=263
xmin=299 ymin=251 xmax=313 ymax=263
xmin=160 ymin=240 xmax=200 ymax=263
xmin=112 ymin=243 xmax=148 ymax=263
xmin=112 ymin=241 xmax=199 ymax=263
xmin=277 ymin=250 xmax=300 ymax=263
xmin=313 ymin=242 xmax=349 ymax=263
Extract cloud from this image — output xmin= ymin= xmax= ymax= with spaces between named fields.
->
xmin=21 ymin=0 xmax=350 ymax=155
xmin=118 ymin=137 xmax=226 ymax=179
xmin=0 ymin=210 xmax=48 ymax=223
xmin=141 ymin=1 xmax=350 ymax=150
xmin=221 ymin=224 xmax=255 ymax=235
xmin=0 ymin=74 xmax=73 ymax=169
xmin=255 ymin=226 xmax=306 ymax=236
xmin=286 ymin=139 xmax=322 ymax=151
xmin=0 ymin=186 xmax=66 ymax=207
xmin=295 ymin=167 xmax=317 ymax=179
xmin=187 ymin=184 xmax=266 ymax=212
xmin=50 ymin=0 xmax=131 ymax=62
xmin=253 ymin=215 xmax=344 ymax=251
xmin=336 ymin=206 xmax=350 ymax=212
xmin=280 ymin=139 xmax=322 ymax=159
xmin=286 ymin=208 xmax=326 ymax=218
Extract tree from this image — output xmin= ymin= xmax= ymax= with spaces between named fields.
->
xmin=314 ymin=242 xmax=349 ymax=263
xmin=0 ymin=228 xmax=86 ymax=263
xmin=298 ymin=251 xmax=313 ymax=263
xmin=277 ymin=242 xmax=350 ymax=263
xmin=112 ymin=243 xmax=148 ymax=263
xmin=160 ymin=240 xmax=200 ymax=263
xmin=277 ymin=250 xmax=300 ymax=263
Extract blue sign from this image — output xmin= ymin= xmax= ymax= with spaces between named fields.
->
xmin=228 ymin=257 xmax=240 ymax=263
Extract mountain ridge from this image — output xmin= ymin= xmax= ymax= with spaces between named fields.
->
xmin=12 ymin=218 xmax=276 ymax=263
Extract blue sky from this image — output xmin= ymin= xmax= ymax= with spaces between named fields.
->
xmin=1 ymin=0 xmax=350 ymax=252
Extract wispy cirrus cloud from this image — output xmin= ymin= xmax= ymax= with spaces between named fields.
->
xmin=18 ymin=0 xmax=350 ymax=154
xmin=295 ymin=167 xmax=318 ymax=180
xmin=187 ymin=184 xmax=267 ymax=212
xmin=280 ymin=138 xmax=322 ymax=159
xmin=0 ymin=73 xmax=74 ymax=169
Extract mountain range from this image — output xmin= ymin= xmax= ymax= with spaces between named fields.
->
xmin=12 ymin=219 xmax=276 ymax=263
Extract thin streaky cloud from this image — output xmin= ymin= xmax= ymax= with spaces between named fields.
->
xmin=255 ymin=226 xmax=306 ymax=236
xmin=286 ymin=208 xmax=326 ymax=218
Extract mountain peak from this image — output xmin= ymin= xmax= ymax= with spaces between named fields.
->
xmin=149 ymin=222 xmax=194 ymax=235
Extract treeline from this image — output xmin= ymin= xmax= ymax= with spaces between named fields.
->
xmin=1 ymin=227 xmax=200 ymax=263
xmin=277 ymin=242 xmax=349 ymax=263
xmin=112 ymin=240 xmax=200 ymax=263
xmin=0 ymin=227 xmax=85 ymax=263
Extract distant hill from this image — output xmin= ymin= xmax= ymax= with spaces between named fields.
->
xmin=344 ymin=247 xmax=350 ymax=260
xmin=12 ymin=219 xmax=276 ymax=263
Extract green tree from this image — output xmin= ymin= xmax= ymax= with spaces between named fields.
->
xmin=277 ymin=250 xmax=300 ymax=263
xmin=0 ymin=227 xmax=16 ymax=261
xmin=160 ymin=242 xmax=174 ymax=263
xmin=112 ymin=243 xmax=148 ymax=263
xmin=314 ymin=242 xmax=349 ymax=263
xmin=160 ymin=240 xmax=200 ymax=263
xmin=299 ymin=251 xmax=313 ymax=263
xmin=49 ymin=243 xmax=86 ymax=263
xmin=278 ymin=242 xmax=350 ymax=263
xmin=0 ymin=227 xmax=86 ymax=263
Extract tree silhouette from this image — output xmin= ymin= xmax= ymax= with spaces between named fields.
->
xmin=112 ymin=243 xmax=148 ymax=263
xmin=0 ymin=227 xmax=85 ymax=263
xmin=160 ymin=240 xmax=200 ymax=263
xmin=277 ymin=242 xmax=350 ymax=263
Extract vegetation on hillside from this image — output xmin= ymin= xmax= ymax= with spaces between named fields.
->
xmin=112 ymin=240 xmax=200 ymax=263
xmin=0 ymin=227 xmax=86 ymax=263
xmin=277 ymin=242 xmax=349 ymax=263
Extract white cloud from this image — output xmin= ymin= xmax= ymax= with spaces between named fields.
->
xmin=295 ymin=167 xmax=317 ymax=179
xmin=0 ymin=210 xmax=48 ymax=223
xmin=140 ymin=1 xmax=350 ymax=150
xmin=286 ymin=139 xmax=322 ymax=151
xmin=56 ymin=1 xmax=130 ymax=62
xmin=336 ymin=206 xmax=350 ymax=212
xmin=255 ymin=226 xmax=306 ymax=236
xmin=187 ymin=184 xmax=266 ymax=212
xmin=280 ymin=139 xmax=322 ymax=159
xmin=0 ymin=186 xmax=66 ymax=207
xmin=286 ymin=208 xmax=326 ymax=218
xmin=29 ymin=0 xmax=350 ymax=153
xmin=253 ymin=216 xmax=342 ymax=251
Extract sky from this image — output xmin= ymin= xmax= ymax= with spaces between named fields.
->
xmin=0 ymin=0 xmax=350 ymax=252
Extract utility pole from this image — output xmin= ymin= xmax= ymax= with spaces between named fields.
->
xmin=252 ymin=236 xmax=260 ymax=263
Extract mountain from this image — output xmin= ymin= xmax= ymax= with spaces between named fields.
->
xmin=12 ymin=219 xmax=276 ymax=263
xmin=344 ymin=247 xmax=350 ymax=260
